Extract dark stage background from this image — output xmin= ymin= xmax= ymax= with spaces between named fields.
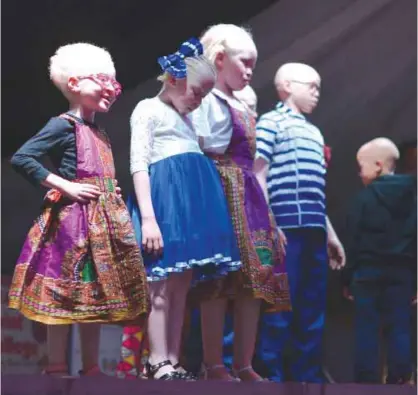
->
xmin=2 ymin=0 xmax=417 ymax=382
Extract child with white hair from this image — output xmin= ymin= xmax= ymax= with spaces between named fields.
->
xmin=187 ymin=24 xmax=290 ymax=382
xmin=254 ymin=62 xmax=345 ymax=382
xmin=9 ymin=43 xmax=150 ymax=377
xmin=120 ymin=38 xmax=241 ymax=381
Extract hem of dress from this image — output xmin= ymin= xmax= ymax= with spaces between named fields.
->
xmin=8 ymin=300 xmax=149 ymax=325
xmin=147 ymin=254 xmax=242 ymax=282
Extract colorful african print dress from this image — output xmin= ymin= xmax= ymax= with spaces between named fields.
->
xmin=197 ymin=92 xmax=290 ymax=309
xmin=8 ymin=114 xmax=150 ymax=325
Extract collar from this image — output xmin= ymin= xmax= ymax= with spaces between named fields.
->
xmin=275 ymin=102 xmax=306 ymax=120
xmin=65 ymin=112 xmax=99 ymax=129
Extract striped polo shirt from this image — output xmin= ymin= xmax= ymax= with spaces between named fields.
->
xmin=256 ymin=102 xmax=326 ymax=229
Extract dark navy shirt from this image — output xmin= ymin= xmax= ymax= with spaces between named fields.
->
xmin=10 ymin=114 xmax=97 ymax=186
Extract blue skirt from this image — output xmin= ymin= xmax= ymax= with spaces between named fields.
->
xmin=127 ymin=152 xmax=241 ymax=283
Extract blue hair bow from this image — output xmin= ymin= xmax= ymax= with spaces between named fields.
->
xmin=157 ymin=37 xmax=203 ymax=79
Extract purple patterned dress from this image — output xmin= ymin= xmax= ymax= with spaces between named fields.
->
xmin=8 ymin=114 xmax=150 ymax=324
xmin=199 ymin=92 xmax=291 ymax=311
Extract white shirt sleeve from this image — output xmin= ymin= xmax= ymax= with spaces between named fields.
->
xmin=189 ymin=98 xmax=211 ymax=138
xmin=130 ymin=100 xmax=159 ymax=174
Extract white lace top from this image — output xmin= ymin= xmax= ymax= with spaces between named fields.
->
xmin=190 ymin=89 xmax=247 ymax=154
xmin=130 ymin=97 xmax=204 ymax=174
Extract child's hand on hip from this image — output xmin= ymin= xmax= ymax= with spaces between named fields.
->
xmin=62 ymin=182 xmax=102 ymax=204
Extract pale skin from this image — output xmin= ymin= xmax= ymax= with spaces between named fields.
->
xmin=199 ymin=35 xmax=272 ymax=382
xmin=44 ymin=71 xmax=120 ymax=376
xmin=43 ymin=76 xmax=122 ymax=202
xmin=132 ymin=72 xmax=215 ymax=379
xmin=343 ymin=138 xmax=403 ymax=302
xmin=233 ymin=85 xmax=258 ymax=118
xmin=254 ymin=62 xmax=346 ymax=272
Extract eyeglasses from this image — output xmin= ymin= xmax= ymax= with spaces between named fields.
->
xmin=77 ymin=73 xmax=122 ymax=97
xmin=290 ymin=80 xmax=320 ymax=92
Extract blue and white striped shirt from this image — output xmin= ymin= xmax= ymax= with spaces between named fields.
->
xmin=256 ymin=102 xmax=326 ymax=229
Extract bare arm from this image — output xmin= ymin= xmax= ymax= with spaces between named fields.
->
xmin=132 ymin=172 xmax=157 ymax=221
xmin=253 ymin=157 xmax=270 ymax=204
xmin=326 ymin=215 xmax=346 ymax=270
xmin=326 ymin=216 xmax=338 ymax=243
xmin=130 ymin=101 xmax=163 ymax=253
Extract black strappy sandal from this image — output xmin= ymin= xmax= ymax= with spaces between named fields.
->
xmin=172 ymin=363 xmax=198 ymax=381
xmin=146 ymin=360 xmax=183 ymax=380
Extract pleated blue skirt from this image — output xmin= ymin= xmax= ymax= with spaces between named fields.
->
xmin=127 ymin=152 xmax=241 ymax=283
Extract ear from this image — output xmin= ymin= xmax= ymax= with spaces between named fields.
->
xmin=375 ymin=160 xmax=385 ymax=174
xmin=283 ymin=79 xmax=293 ymax=94
xmin=214 ymin=50 xmax=225 ymax=70
xmin=67 ymin=77 xmax=80 ymax=93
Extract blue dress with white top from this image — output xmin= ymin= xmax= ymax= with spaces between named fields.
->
xmin=128 ymin=97 xmax=241 ymax=283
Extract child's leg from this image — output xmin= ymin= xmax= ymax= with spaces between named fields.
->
xmin=222 ymin=310 xmax=234 ymax=369
xmin=147 ymin=279 xmax=177 ymax=378
xmin=232 ymin=295 xmax=263 ymax=380
xmin=167 ymin=270 xmax=192 ymax=367
xmin=200 ymin=297 xmax=234 ymax=379
xmin=383 ymin=267 xmax=413 ymax=384
xmin=46 ymin=325 xmax=70 ymax=375
xmin=79 ymin=323 xmax=101 ymax=374
xmin=352 ymin=273 xmax=380 ymax=383
xmin=290 ymin=229 xmax=328 ymax=383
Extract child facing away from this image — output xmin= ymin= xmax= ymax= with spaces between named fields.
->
xmin=185 ymin=24 xmax=290 ymax=382
xmin=253 ymin=62 xmax=345 ymax=382
xmin=8 ymin=43 xmax=149 ymax=377
xmin=342 ymin=137 xmax=416 ymax=384
xmin=119 ymin=38 xmax=241 ymax=381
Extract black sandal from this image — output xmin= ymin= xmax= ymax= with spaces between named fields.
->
xmin=146 ymin=360 xmax=182 ymax=380
xmin=172 ymin=363 xmax=198 ymax=381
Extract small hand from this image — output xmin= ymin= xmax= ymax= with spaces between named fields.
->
xmin=343 ymin=286 xmax=354 ymax=301
xmin=62 ymin=182 xmax=102 ymax=204
xmin=114 ymin=180 xmax=122 ymax=196
xmin=328 ymin=238 xmax=346 ymax=270
xmin=141 ymin=217 xmax=164 ymax=256
xmin=412 ymin=294 xmax=417 ymax=306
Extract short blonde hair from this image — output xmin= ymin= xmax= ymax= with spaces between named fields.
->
xmin=200 ymin=24 xmax=255 ymax=63
xmin=158 ymin=55 xmax=216 ymax=83
xmin=49 ymin=43 xmax=116 ymax=95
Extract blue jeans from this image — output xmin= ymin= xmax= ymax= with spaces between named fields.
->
xmin=254 ymin=228 xmax=328 ymax=382
xmin=352 ymin=265 xmax=413 ymax=383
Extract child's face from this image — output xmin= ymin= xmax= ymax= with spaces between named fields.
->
xmin=217 ymin=42 xmax=257 ymax=92
xmin=170 ymin=74 xmax=215 ymax=115
xmin=357 ymin=151 xmax=382 ymax=185
xmin=69 ymin=73 xmax=121 ymax=112
xmin=289 ymin=77 xmax=320 ymax=114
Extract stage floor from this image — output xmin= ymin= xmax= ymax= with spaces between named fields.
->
xmin=1 ymin=375 xmax=416 ymax=395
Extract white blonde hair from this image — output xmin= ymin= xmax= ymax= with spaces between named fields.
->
xmin=200 ymin=24 xmax=255 ymax=64
xmin=158 ymin=55 xmax=217 ymax=83
xmin=49 ymin=43 xmax=116 ymax=95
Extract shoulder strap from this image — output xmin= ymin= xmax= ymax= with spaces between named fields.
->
xmin=58 ymin=113 xmax=77 ymax=125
